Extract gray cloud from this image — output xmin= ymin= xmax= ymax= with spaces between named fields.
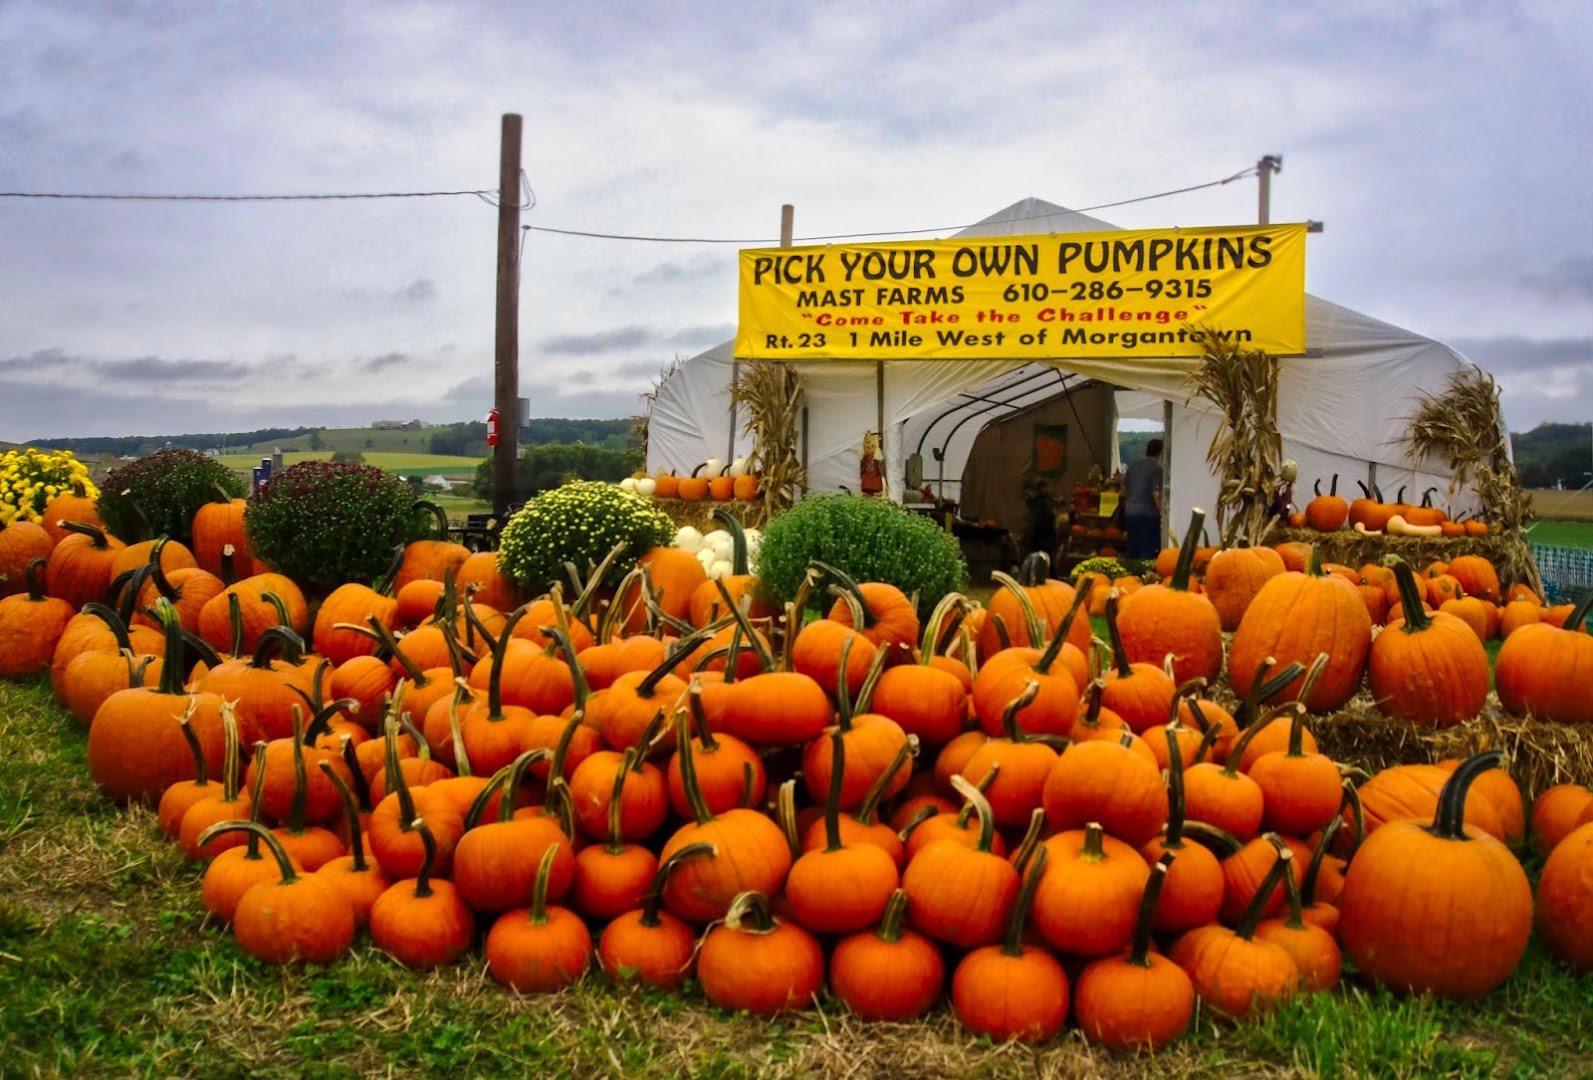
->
xmin=1450 ymin=336 xmax=1593 ymax=430
xmin=96 ymin=356 xmax=253 ymax=382
xmin=630 ymin=253 xmax=722 ymax=287
xmin=1451 ymin=336 xmax=1593 ymax=375
xmin=396 ymin=279 xmax=436 ymax=304
xmin=363 ymin=352 xmax=412 ymax=372
xmin=1520 ymin=257 xmax=1593 ymax=304
xmin=538 ymin=325 xmax=654 ymax=356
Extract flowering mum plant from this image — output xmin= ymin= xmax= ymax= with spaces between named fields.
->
xmin=497 ymin=480 xmax=674 ymax=594
xmin=96 ymin=448 xmax=245 ymax=545
xmin=1069 ymin=556 xmax=1129 ymax=583
xmin=244 ymin=461 xmax=431 ymax=596
xmin=0 ymin=448 xmax=99 ymax=528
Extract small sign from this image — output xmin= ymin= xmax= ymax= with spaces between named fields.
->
xmin=1098 ymin=491 xmax=1120 ymax=517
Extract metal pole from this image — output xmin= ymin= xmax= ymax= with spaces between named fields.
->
xmin=493 ymin=113 xmax=523 ymax=519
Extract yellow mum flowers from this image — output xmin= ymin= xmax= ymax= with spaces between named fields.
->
xmin=0 ymin=448 xmax=100 ymax=527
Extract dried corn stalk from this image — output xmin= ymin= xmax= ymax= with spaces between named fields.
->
xmin=734 ymin=360 xmax=806 ymax=519
xmin=1404 ymin=366 xmax=1540 ymax=593
xmin=1185 ymin=330 xmax=1282 ymax=544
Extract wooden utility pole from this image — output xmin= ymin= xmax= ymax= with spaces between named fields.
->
xmin=726 ymin=204 xmax=796 ymax=461
xmin=493 ymin=113 xmax=524 ymax=519
xmin=1257 ymin=154 xmax=1282 ymax=225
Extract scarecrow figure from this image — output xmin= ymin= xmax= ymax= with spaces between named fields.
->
xmin=859 ymin=431 xmax=885 ymax=496
xmin=1270 ymin=459 xmax=1299 ymax=523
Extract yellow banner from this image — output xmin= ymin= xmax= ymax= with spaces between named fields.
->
xmin=735 ymin=223 xmax=1307 ymax=361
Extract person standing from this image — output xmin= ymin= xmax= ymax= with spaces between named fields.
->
xmin=1023 ymin=478 xmax=1059 ymax=564
xmin=1122 ymin=438 xmax=1164 ymax=561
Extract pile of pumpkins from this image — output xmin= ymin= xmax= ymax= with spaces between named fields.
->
xmin=671 ymin=516 xmax=761 ymax=583
xmin=620 ymin=458 xmax=760 ymax=503
xmin=5 ymin=495 xmax=1593 ymax=1051
xmin=1290 ymin=478 xmax=1490 ymax=538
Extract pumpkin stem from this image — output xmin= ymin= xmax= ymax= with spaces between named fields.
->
xmin=1009 ymin=807 xmax=1046 ymax=876
xmin=776 ymin=779 xmax=802 ymax=860
xmin=383 ymin=688 xmax=418 ymax=830
xmin=1081 ymin=821 xmax=1108 ymax=862
xmin=197 ymin=820 xmax=299 ymax=883
xmin=1429 ymin=750 xmax=1504 ymax=842
xmin=482 ymin=603 xmax=533 ymax=720
xmin=857 ymin=735 xmax=916 ymax=827
xmin=603 ymin=749 xmax=634 ymax=855
xmin=411 ymin=818 xmax=439 ymax=899
xmin=540 ymin=619 xmax=591 ymax=714
xmin=500 ymin=749 xmax=552 ymax=826
xmin=1305 ymin=545 xmax=1324 ymax=578
xmin=447 ymin=686 xmax=474 ymax=778
xmin=219 ymin=544 xmax=238 ymax=586
xmin=999 ymin=680 xmax=1042 ymax=743
xmin=834 ymin=635 xmax=857 ymax=730
xmin=526 ymin=843 xmax=560 ymax=925
xmin=1240 ymin=657 xmax=1306 ymax=727
xmin=1035 ymin=584 xmax=1090 ymax=675
xmin=990 ymin=612 xmax=1012 ymax=652
xmin=282 ymin=706 xmax=312 ymax=835
xmin=896 ymin=803 xmax=940 ymax=844
xmin=217 ymin=703 xmax=242 ymax=802
xmin=637 ymin=626 xmax=714 ymax=698
xmin=1001 ymin=844 xmax=1047 ymax=959
xmin=1391 ymin=560 xmax=1435 ymax=633
xmin=922 ymin=592 xmax=968 ymax=664
xmin=711 ymin=509 xmax=752 ymax=578
xmin=461 ymin=762 xmax=515 ymax=830
xmin=629 ymin=709 xmax=668 ymax=770
xmin=1264 ymin=834 xmax=1311 ymax=930
xmin=713 ymin=578 xmax=777 ymax=673
xmin=245 ymin=739 xmax=270 ymax=856
xmin=1178 ymin=820 xmax=1244 ymax=858
xmin=1163 ymin=720 xmax=1189 ymax=848
xmin=723 ymin=890 xmax=779 ymax=935
xmin=1283 ymin=701 xmax=1311 ymax=758
xmin=812 ymin=561 xmax=877 ymax=630
xmin=1128 ymin=853 xmax=1176 ymax=967
xmin=175 ymin=701 xmax=208 ymax=787
xmin=1339 ymin=780 xmax=1366 ymax=863
xmin=1169 ymin=509 xmax=1206 ymax=592
xmin=853 ymin=645 xmax=888 ymax=716
xmin=319 ymin=758 xmax=370 ymax=873
xmin=672 ymin=706 xmax=714 ymax=827
xmin=1299 ymin=814 xmax=1342 ymax=908
xmin=374 ymin=543 xmax=406 ymax=598
xmin=364 ymin=616 xmax=430 ymax=688
xmin=875 ymin=888 xmax=910 ymax=945
xmin=147 ymin=598 xmax=187 ymax=696
xmin=1236 ymin=840 xmax=1293 ymax=940
xmin=684 ymin=679 xmax=721 ymax=753
xmin=638 ymin=841 xmax=717 ymax=929
xmin=948 ymin=773 xmax=998 ymax=855
xmin=1103 ymin=590 xmax=1134 ymax=680
xmin=821 ymin=730 xmax=848 ymax=854
xmin=340 ymin=734 xmax=372 ymax=811
xmin=81 ymin=602 xmax=135 ymax=655
xmin=542 ymin=776 xmax=576 ymax=838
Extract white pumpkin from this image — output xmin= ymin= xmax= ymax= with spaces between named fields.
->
xmin=727 ymin=457 xmax=748 ymax=478
xmin=706 ymin=558 xmax=734 ymax=581
xmin=619 ymin=477 xmax=639 ymax=493
xmin=634 ymin=477 xmax=657 ymax=497
xmin=674 ymin=526 xmax=704 ymax=555
xmin=703 ymin=457 xmax=725 ymax=478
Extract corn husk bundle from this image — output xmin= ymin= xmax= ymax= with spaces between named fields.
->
xmin=734 ymin=360 xmax=806 ymax=520
xmin=1403 ymin=366 xmax=1540 ymax=594
xmin=1185 ymin=330 xmax=1282 ymax=545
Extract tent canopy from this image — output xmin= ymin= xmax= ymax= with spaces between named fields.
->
xmin=645 ymin=198 xmax=1488 ymax=538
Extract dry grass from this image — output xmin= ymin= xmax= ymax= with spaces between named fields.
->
xmin=735 ymin=361 xmax=806 ymax=519
xmin=1184 ymin=332 xmax=1282 ymax=546
xmin=1526 ymin=489 xmax=1593 ymax=523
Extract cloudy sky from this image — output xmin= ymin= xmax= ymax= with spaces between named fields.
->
xmin=2 ymin=0 xmax=1589 ymax=442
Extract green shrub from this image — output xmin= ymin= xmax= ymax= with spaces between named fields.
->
xmin=755 ymin=495 xmax=967 ymax=617
xmin=496 ymin=480 xmax=674 ymax=594
xmin=96 ymin=449 xmax=245 ymax=546
xmin=243 ymin=461 xmax=431 ymax=595
xmin=1069 ymin=555 xmax=1129 ymax=582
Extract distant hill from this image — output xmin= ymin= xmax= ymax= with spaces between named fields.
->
xmin=1512 ymin=423 xmax=1593 ymax=489
xmin=29 ymin=418 xmax=641 ymax=460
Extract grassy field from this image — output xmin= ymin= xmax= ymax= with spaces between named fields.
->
xmin=217 ymin=451 xmax=481 ymax=478
xmin=221 ymin=425 xmax=461 ymax=456
xmin=1526 ymin=519 xmax=1593 ymax=550
xmin=2 ymin=677 xmax=1591 ymax=1079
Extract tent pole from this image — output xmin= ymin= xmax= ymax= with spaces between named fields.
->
xmin=1162 ymin=399 xmax=1174 ymax=545
xmin=876 ymin=361 xmax=886 ymax=497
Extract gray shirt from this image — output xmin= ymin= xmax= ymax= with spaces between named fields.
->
xmin=1123 ymin=456 xmax=1163 ymax=515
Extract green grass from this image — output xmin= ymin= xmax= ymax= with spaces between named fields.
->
xmin=217 ymin=451 xmax=481 ymax=480
xmin=1525 ymin=520 xmax=1593 ymax=550
xmin=3 ymin=676 xmax=1592 ymax=1077
xmin=223 ymin=425 xmax=463 ymax=456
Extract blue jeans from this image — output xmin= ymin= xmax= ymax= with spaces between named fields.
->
xmin=1125 ymin=512 xmax=1161 ymax=560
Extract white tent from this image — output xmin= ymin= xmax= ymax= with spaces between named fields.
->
xmin=645 ymin=198 xmax=1485 ymax=540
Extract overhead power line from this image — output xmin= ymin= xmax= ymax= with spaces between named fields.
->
xmin=0 ymin=164 xmax=1258 ymax=241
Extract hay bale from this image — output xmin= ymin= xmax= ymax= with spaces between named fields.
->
xmin=1265 ymin=526 xmax=1521 ymax=573
xmin=648 ymin=497 xmax=769 ymax=533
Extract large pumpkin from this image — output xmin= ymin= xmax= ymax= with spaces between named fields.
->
xmin=1229 ymin=547 xmax=1371 ymax=712
xmin=1116 ymin=509 xmax=1223 ymax=685
xmin=1366 ymin=561 xmax=1489 ymax=727
xmin=1494 ymin=592 xmax=1593 ymax=724
xmin=1338 ymin=752 xmax=1532 ymax=1000
xmin=1203 ymin=542 xmax=1286 ymax=632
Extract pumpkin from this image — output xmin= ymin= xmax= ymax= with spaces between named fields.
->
xmin=1495 ymin=590 xmax=1593 ymax=724
xmin=1445 ymin=554 xmax=1500 ymax=604
xmin=312 ymin=760 xmax=393 ymax=928
xmin=453 ymin=550 xmax=519 ymax=613
xmin=1354 ymin=762 xmax=1506 ymax=842
xmin=365 ymin=699 xmax=466 ymax=880
xmin=1031 ymin=822 xmax=1150 ymax=957
xmin=1139 ymin=724 xmax=1224 ymax=933
xmin=191 ymin=489 xmax=255 ymax=580
xmin=597 ymin=842 xmax=717 ymax=990
xmin=1435 ymin=757 xmax=1524 ymax=849
xmin=971 ymin=586 xmax=1087 ymax=739
xmin=198 ymin=820 xmax=355 ymax=966
xmin=0 ymin=519 xmax=54 ymax=600
xmin=1179 ymin=843 xmax=1300 ymax=1018
xmin=869 ymin=593 xmax=973 ymax=746
xmin=1304 ymin=475 xmax=1349 ymax=532
xmin=367 ymin=819 xmax=476 ymax=970
xmin=1204 ymin=541 xmax=1286 ymax=632
xmin=199 ymin=627 xmax=318 ymax=745
xmin=1116 ymin=509 xmax=1224 ymax=685
xmin=1073 ymin=854 xmax=1194 ymax=1050
xmin=45 ymin=521 xmax=125 ymax=611
xmin=155 ymin=703 xmax=221 ymax=839
xmin=902 ymin=775 xmax=1019 ymax=947
xmin=829 ymin=888 xmax=944 ymax=1021
xmin=950 ymin=846 xmax=1069 ymax=1044
xmin=1531 ymin=785 xmax=1593 ymax=855
xmin=258 ymin=708 xmax=348 ymax=871
xmin=176 ymin=706 xmax=253 ymax=861
xmin=1043 ymin=729 xmax=1167 ymax=847
xmin=571 ymin=744 xmax=661 ymax=921
xmin=1339 ymin=751 xmax=1532 ymax=999
xmin=1247 ymin=702 xmax=1341 ymax=836
xmin=1098 ymin=591 xmax=1178 ymax=733
xmin=1229 ymin=546 xmax=1371 ymax=712
xmin=86 ymin=600 xmax=228 ymax=804
xmin=0 ymin=558 xmax=74 ymax=679
xmin=196 ymin=572 xmax=310 ymax=654
xmin=800 ymin=643 xmax=910 ymax=810
xmin=785 ymin=731 xmax=900 ymax=935
xmin=1535 ymin=822 xmax=1593 ymax=973
xmin=961 ymin=681 xmax=1063 ymax=829
xmin=485 ymin=844 xmax=594 ymax=992
xmin=698 ymin=890 xmax=825 ymax=1015
xmin=453 ymin=750 xmax=576 ymax=913
xmin=657 ymin=708 xmax=792 ymax=923
xmin=1254 ymin=836 xmax=1342 ymax=991
xmin=978 ymin=559 xmax=1091 ymax=662
xmin=687 ymin=512 xmax=771 ymax=627
xmin=676 ymin=464 xmax=711 ymax=503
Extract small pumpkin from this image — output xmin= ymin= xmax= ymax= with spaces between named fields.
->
xmin=697 ymin=890 xmax=825 ymax=1015
xmin=485 ymin=844 xmax=594 ymax=992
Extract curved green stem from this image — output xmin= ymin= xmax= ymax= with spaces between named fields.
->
xmin=1002 ymin=844 xmax=1047 ymax=958
xmin=1128 ymin=853 xmax=1175 ymax=966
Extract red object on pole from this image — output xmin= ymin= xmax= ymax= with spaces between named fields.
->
xmin=486 ymin=408 xmax=500 ymax=448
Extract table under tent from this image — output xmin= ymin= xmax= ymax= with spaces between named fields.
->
xmin=643 ymin=197 xmax=1493 ymax=574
